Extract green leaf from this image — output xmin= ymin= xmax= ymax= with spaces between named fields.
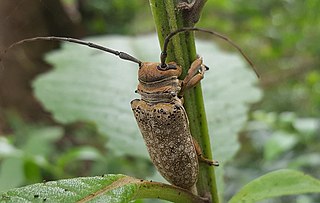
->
xmin=229 ymin=169 xmax=320 ymax=203
xmin=0 ymin=174 xmax=207 ymax=203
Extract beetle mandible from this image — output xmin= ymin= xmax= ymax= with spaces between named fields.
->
xmin=1 ymin=27 xmax=258 ymax=190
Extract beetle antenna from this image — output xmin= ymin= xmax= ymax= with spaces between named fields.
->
xmin=0 ymin=36 xmax=142 ymax=66
xmin=161 ymin=27 xmax=259 ymax=78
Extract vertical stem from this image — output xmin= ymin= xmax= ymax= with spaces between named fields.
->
xmin=149 ymin=1 xmax=219 ymax=202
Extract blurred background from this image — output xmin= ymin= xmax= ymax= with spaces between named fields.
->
xmin=0 ymin=0 xmax=319 ymax=202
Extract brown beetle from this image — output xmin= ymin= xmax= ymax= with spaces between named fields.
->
xmin=1 ymin=27 xmax=257 ymax=190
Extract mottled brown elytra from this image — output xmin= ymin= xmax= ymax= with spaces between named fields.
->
xmin=1 ymin=27 xmax=258 ymax=190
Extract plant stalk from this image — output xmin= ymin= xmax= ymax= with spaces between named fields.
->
xmin=149 ymin=0 xmax=219 ymax=202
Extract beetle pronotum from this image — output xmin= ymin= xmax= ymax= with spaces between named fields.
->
xmin=1 ymin=27 xmax=258 ymax=191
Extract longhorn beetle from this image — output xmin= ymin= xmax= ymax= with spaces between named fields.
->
xmin=1 ymin=27 xmax=258 ymax=190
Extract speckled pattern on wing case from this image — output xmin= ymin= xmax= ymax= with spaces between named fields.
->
xmin=131 ymin=99 xmax=199 ymax=189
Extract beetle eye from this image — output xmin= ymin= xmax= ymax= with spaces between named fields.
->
xmin=157 ymin=65 xmax=167 ymax=71
xmin=157 ymin=64 xmax=177 ymax=71
xmin=167 ymin=64 xmax=177 ymax=70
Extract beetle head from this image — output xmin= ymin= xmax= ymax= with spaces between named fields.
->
xmin=138 ymin=62 xmax=182 ymax=83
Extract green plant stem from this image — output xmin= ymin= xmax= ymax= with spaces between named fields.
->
xmin=149 ymin=0 xmax=219 ymax=202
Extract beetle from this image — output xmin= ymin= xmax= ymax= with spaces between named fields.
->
xmin=1 ymin=27 xmax=257 ymax=190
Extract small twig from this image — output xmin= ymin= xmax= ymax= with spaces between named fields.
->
xmin=177 ymin=0 xmax=207 ymax=25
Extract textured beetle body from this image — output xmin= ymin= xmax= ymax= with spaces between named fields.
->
xmin=131 ymin=100 xmax=198 ymax=188
xmin=131 ymin=60 xmax=203 ymax=189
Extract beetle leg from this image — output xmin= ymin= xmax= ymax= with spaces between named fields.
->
xmin=179 ymin=57 xmax=207 ymax=97
xmin=183 ymin=57 xmax=204 ymax=84
xmin=193 ymin=137 xmax=219 ymax=166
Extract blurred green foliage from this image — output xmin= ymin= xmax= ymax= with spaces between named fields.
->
xmin=227 ymin=110 xmax=320 ymax=202
xmin=198 ymin=0 xmax=320 ymax=117
xmin=77 ymin=0 xmax=150 ymax=34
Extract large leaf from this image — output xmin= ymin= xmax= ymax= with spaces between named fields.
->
xmin=229 ymin=169 xmax=320 ymax=203
xmin=0 ymin=174 xmax=207 ymax=203
xmin=33 ymin=34 xmax=261 ymax=194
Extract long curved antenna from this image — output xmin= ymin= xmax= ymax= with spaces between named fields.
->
xmin=161 ymin=27 xmax=259 ymax=78
xmin=1 ymin=36 xmax=142 ymax=66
